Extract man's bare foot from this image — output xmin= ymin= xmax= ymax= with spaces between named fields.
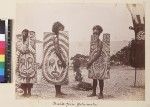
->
xmin=55 ymin=94 xmax=64 ymax=98
xmin=98 ymin=93 xmax=103 ymax=99
xmin=59 ymin=92 xmax=67 ymax=95
xmin=87 ymin=93 xmax=96 ymax=97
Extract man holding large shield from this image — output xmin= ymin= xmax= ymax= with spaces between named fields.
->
xmin=42 ymin=22 xmax=69 ymax=98
xmin=16 ymin=29 xmax=37 ymax=97
xmin=87 ymin=25 xmax=110 ymax=99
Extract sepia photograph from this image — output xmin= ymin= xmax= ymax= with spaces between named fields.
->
xmin=15 ymin=2 xmax=145 ymax=101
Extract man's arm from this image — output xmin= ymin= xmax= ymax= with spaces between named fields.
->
xmin=87 ymin=41 xmax=103 ymax=68
xmin=54 ymin=40 xmax=66 ymax=68
xmin=87 ymin=50 xmax=101 ymax=68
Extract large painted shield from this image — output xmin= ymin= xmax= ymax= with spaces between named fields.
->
xmin=88 ymin=33 xmax=110 ymax=80
xmin=16 ymin=30 xmax=37 ymax=84
xmin=42 ymin=31 xmax=69 ymax=85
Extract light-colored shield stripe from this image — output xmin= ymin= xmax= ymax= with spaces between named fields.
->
xmin=42 ymin=31 xmax=69 ymax=85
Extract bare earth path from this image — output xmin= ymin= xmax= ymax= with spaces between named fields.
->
xmin=17 ymin=66 xmax=145 ymax=100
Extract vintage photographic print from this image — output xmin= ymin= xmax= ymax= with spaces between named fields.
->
xmin=15 ymin=3 xmax=145 ymax=100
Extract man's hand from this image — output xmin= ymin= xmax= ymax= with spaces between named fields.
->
xmin=87 ymin=62 xmax=92 ymax=69
xmin=54 ymin=50 xmax=66 ymax=68
xmin=61 ymin=61 xmax=66 ymax=68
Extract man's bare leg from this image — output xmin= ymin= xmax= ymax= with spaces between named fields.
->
xmin=98 ymin=80 xmax=104 ymax=99
xmin=88 ymin=79 xmax=97 ymax=97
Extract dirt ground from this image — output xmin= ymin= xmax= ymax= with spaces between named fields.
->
xmin=17 ymin=65 xmax=145 ymax=101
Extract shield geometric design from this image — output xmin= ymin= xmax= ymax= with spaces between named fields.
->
xmin=127 ymin=4 xmax=145 ymax=40
xmin=88 ymin=33 xmax=110 ymax=80
xmin=16 ymin=52 xmax=36 ymax=83
xmin=42 ymin=31 xmax=69 ymax=85
xmin=136 ymin=30 xmax=145 ymax=40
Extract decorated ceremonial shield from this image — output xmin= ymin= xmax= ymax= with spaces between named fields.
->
xmin=16 ymin=52 xmax=36 ymax=83
xmin=127 ymin=4 xmax=145 ymax=68
xmin=16 ymin=30 xmax=37 ymax=84
xmin=42 ymin=31 xmax=69 ymax=85
xmin=89 ymin=33 xmax=110 ymax=80
xmin=127 ymin=4 xmax=145 ymax=40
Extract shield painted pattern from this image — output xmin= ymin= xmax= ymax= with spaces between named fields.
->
xmin=16 ymin=31 xmax=37 ymax=84
xmin=88 ymin=33 xmax=110 ymax=80
xmin=42 ymin=31 xmax=69 ymax=85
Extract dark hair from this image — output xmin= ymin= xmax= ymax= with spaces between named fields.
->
xmin=93 ymin=25 xmax=103 ymax=33
xmin=52 ymin=21 xmax=64 ymax=35
xmin=22 ymin=29 xmax=29 ymax=34
xmin=22 ymin=29 xmax=29 ymax=43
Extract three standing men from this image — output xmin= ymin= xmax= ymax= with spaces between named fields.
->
xmin=16 ymin=23 xmax=110 ymax=99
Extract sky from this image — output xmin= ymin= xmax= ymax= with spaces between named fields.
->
xmin=16 ymin=3 xmax=135 ymax=62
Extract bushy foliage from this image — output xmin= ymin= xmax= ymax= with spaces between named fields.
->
xmin=110 ymin=40 xmax=145 ymax=68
